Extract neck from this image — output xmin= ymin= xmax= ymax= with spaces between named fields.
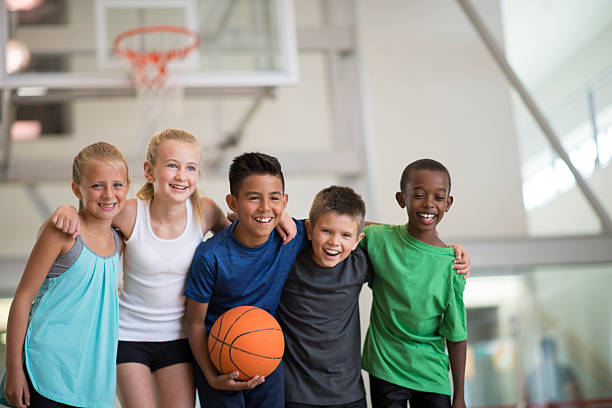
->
xmin=405 ymin=223 xmax=445 ymax=247
xmin=79 ymin=212 xmax=113 ymax=235
xmin=149 ymin=196 xmax=187 ymax=222
xmin=233 ymin=221 xmax=268 ymax=247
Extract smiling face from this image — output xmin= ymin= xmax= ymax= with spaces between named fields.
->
xmin=72 ymin=159 xmax=128 ymax=221
xmin=226 ymin=174 xmax=288 ymax=247
xmin=397 ymin=169 xmax=453 ymax=242
xmin=144 ymin=140 xmax=200 ymax=204
xmin=306 ymin=211 xmax=364 ymax=268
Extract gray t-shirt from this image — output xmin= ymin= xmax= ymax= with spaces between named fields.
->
xmin=277 ymin=247 xmax=372 ymax=405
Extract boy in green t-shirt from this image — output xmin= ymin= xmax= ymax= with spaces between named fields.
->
xmin=361 ymin=159 xmax=467 ymax=408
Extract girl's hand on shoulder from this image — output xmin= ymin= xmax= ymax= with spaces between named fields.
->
xmin=450 ymin=243 xmax=471 ymax=278
xmin=276 ymin=212 xmax=297 ymax=245
xmin=4 ymin=366 xmax=30 ymax=408
xmin=211 ymin=371 xmax=265 ymax=391
xmin=51 ymin=205 xmax=80 ymax=238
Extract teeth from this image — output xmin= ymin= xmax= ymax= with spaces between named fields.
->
xmin=170 ymin=184 xmax=188 ymax=190
xmin=324 ymin=249 xmax=340 ymax=255
xmin=418 ymin=213 xmax=435 ymax=219
xmin=98 ymin=203 xmax=116 ymax=208
xmin=255 ymin=217 xmax=272 ymax=223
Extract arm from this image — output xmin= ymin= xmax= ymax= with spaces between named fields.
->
xmin=450 ymin=244 xmax=471 ymax=278
xmin=5 ymin=223 xmax=70 ymax=408
xmin=447 ymin=339 xmax=467 ymax=408
xmin=50 ymin=199 xmax=137 ymax=239
xmin=201 ymin=196 xmax=230 ymax=234
xmin=50 ymin=204 xmax=80 ymax=238
xmin=185 ymin=299 xmax=264 ymax=391
xmin=275 ymin=212 xmax=296 ymax=244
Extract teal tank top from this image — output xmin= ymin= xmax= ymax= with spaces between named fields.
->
xmin=24 ymin=230 xmax=120 ymax=407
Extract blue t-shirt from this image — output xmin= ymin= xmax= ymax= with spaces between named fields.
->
xmin=184 ymin=218 xmax=308 ymax=331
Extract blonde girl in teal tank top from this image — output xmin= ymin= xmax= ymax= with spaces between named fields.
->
xmin=2 ymin=142 xmax=129 ymax=408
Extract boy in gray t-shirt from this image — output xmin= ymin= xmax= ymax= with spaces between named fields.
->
xmin=277 ymin=186 xmax=371 ymax=408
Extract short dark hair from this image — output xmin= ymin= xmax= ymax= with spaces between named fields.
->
xmin=400 ymin=159 xmax=451 ymax=194
xmin=309 ymin=186 xmax=366 ymax=233
xmin=229 ymin=152 xmax=285 ymax=195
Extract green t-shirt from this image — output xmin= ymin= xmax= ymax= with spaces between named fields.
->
xmin=360 ymin=224 xmax=467 ymax=395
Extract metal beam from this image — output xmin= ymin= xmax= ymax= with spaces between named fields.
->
xmin=462 ymin=234 xmax=612 ymax=269
xmin=456 ymin=0 xmax=612 ymax=233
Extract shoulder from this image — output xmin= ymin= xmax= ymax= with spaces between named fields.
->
xmin=199 ymin=196 xmax=229 ymax=233
xmin=38 ymin=219 xmax=75 ymax=254
xmin=194 ymin=225 xmax=232 ymax=256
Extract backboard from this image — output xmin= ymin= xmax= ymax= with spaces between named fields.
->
xmin=0 ymin=0 xmax=299 ymax=90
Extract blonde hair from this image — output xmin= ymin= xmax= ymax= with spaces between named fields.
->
xmin=137 ymin=128 xmax=206 ymax=229
xmin=72 ymin=142 xmax=130 ymax=213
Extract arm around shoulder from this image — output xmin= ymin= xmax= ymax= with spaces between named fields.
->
xmin=200 ymin=196 xmax=230 ymax=234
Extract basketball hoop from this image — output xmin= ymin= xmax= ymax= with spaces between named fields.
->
xmin=113 ymin=25 xmax=200 ymax=90
xmin=113 ymin=25 xmax=200 ymax=151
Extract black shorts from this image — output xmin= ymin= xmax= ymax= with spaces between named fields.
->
xmin=369 ymin=376 xmax=451 ymax=408
xmin=117 ymin=339 xmax=193 ymax=372
xmin=286 ymin=398 xmax=367 ymax=408
xmin=24 ymin=364 xmax=76 ymax=408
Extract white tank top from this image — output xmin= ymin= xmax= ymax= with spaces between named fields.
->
xmin=119 ymin=199 xmax=204 ymax=341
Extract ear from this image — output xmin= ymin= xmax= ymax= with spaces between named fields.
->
xmin=352 ymin=232 xmax=365 ymax=250
xmin=445 ymin=195 xmax=454 ymax=212
xmin=282 ymin=193 xmax=288 ymax=210
xmin=305 ymin=219 xmax=312 ymax=241
xmin=395 ymin=192 xmax=406 ymax=208
xmin=226 ymin=194 xmax=238 ymax=213
xmin=71 ymin=181 xmax=83 ymax=201
xmin=143 ymin=161 xmax=154 ymax=182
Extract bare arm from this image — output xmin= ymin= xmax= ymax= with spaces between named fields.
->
xmin=50 ymin=199 xmax=137 ymax=239
xmin=447 ymin=339 xmax=467 ymax=408
xmin=5 ymin=223 xmax=71 ymax=408
xmin=185 ymin=299 xmax=264 ymax=391
xmin=201 ymin=196 xmax=230 ymax=234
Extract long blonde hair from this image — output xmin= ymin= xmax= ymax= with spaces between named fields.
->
xmin=72 ymin=142 xmax=130 ymax=213
xmin=137 ymin=128 xmax=206 ymax=229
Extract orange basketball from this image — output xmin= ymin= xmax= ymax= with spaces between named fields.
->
xmin=208 ymin=306 xmax=284 ymax=380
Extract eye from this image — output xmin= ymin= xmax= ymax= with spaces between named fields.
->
xmin=167 ymin=163 xmax=177 ymax=168
xmin=248 ymin=195 xmax=260 ymax=201
xmin=113 ymin=182 xmax=124 ymax=188
xmin=92 ymin=183 xmax=103 ymax=189
xmin=435 ymin=195 xmax=445 ymax=201
xmin=342 ymin=233 xmax=352 ymax=238
xmin=187 ymin=165 xmax=197 ymax=171
xmin=413 ymin=193 xmax=424 ymax=198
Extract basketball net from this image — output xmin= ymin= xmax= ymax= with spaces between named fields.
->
xmin=113 ymin=26 xmax=200 ymax=153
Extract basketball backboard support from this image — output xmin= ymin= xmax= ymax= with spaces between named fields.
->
xmin=0 ymin=0 xmax=299 ymax=90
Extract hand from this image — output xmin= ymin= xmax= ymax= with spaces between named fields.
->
xmin=226 ymin=210 xmax=238 ymax=223
xmin=51 ymin=205 xmax=80 ymax=238
xmin=276 ymin=212 xmax=297 ymax=245
xmin=450 ymin=243 xmax=471 ymax=278
xmin=209 ymin=371 xmax=265 ymax=391
xmin=5 ymin=368 xmax=31 ymax=408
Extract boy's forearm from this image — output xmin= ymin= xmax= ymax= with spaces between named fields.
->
xmin=447 ymin=339 xmax=467 ymax=404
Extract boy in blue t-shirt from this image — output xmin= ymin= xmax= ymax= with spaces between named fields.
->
xmin=184 ymin=152 xmax=309 ymax=408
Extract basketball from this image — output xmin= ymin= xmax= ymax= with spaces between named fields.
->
xmin=208 ymin=306 xmax=284 ymax=380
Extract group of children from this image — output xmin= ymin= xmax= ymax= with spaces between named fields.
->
xmin=1 ymin=128 xmax=470 ymax=408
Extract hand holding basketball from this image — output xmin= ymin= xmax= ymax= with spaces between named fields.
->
xmin=208 ymin=306 xmax=285 ymax=381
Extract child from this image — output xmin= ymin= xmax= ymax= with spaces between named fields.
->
xmin=184 ymin=152 xmax=310 ymax=408
xmin=277 ymin=185 xmax=470 ymax=408
xmin=277 ymin=185 xmax=371 ymax=408
xmin=51 ymin=132 xmax=296 ymax=408
xmin=361 ymin=159 xmax=467 ymax=408
xmin=2 ymin=142 xmax=129 ymax=408
xmin=50 ymin=129 xmax=230 ymax=408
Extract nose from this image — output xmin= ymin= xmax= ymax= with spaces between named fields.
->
xmin=176 ymin=167 xmax=186 ymax=180
xmin=259 ymin=198 xmax=271 ymax=211
xmin=329 ymin=233 xmax=340 ymax=246
xmin=102 ymin=185 xmax=113 ymax=198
